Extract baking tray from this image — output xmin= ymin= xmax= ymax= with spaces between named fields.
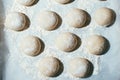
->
xmin=1 ymin=0 xmax=120 ymax=80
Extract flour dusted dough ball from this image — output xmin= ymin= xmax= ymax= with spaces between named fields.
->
xmin=56 ymin=32 xmax=78 ymax=52
xmin=38 ymin=11 xmax=59 ymax=31
xmin=68 ymin=58 xmax=91 ymax=78
xmin=17 ymin=0 xmax=35 ymax=6
xmin=86 ymin=35 xmax=108 ymax=55
xmin=19 ymin=36 xmax=42 ymax=56
xmin=94 ymin=7 xmax=115 ymax=26
xmin=55 ymin=0 xmax=71 ymax=4
xmin=66 ymin=8 xmax=88 ymax=28
xmin=5 ymin=12 xmax=27 ymax=31
xmin=39 ymin=57 xmax=61 ymax=77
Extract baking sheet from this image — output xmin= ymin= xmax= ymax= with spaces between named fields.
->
xmin=1 ymin=0 xmax=120 ymax=80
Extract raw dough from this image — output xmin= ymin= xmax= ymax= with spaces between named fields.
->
xmin=66 ymin=8 xmax=88 ymax=28
xmin=68 ymin=58 xmax=92 ymax=78
xmin=39 ymin=57 xmax=61 ymax=77
xmin=56 ymin=32 xmax=78 ymax=52
xmin=99 ymin=0 xmax=107 ymax=1
xmin=19 ymin=36 xmax=42 ymax=56
xmin=38 ymin=11 xmax=59 ymax=31
xmin=86 ymin=35 xmax=109 ymax=55
xmin=17 ymin=0 xmax=35 ymax=6
xmin=94 ymin=7 xmax=115 ymax=27
xmin=5 ymin=12 xmax=27 ymax=31
xmin=54 ymin=0 xmax=71 ymax=4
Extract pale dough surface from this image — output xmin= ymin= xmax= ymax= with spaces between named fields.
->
xmin=19 ymin=36 xmax=42 ymax=56
xmin=68 ymin=58 xmax=90 ymax=78
xmin=17 ymin=0 xmax=35 ymax=6
xmin=54 ymin=0 xmax=71 ymax=4
xmin=39 ymin=57 xmax=61 ymax=77
xmin=56 ymin=32 xmax=78 ymax=52
xmin=38 ymin=11 xmax=59 ymax=31
xmin=66 ymin=8 xmax=88 ymax=28
xmin=86 ymin=35 xmax=108 ymax=55
xmin=5 ymin=12 xmax=27 ymax=31
xmin=94 ymin=7 xmax=115 ymax=27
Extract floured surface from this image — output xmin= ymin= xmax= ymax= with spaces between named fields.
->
xmin=1 ymin=0 xmax=120 ymax=80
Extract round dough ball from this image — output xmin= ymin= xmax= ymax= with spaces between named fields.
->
xmin=39 ymin=57 xmax=61 ymax=77
xmin=54 ymin=0 xmax=71 ymax=4
xmin=68 ymin=58 xmax=91 ymax=78
xmin=66 ymin=8 xmax=88 ymax=28
xmin=86 ymin=35 xmax=108 ymax=55
xmin=38 ymin=11 xmax=59 ymax=31
xmin=17 ymin=0 xmax=35 ymax=6
xmin=5 ymin=12 xmax=27 ymax=31
xmin=56 ymin=32 xmax=78 ymax=52
xmin=19 ymin=36 xmax=42 ymax=56
xmin=94 ymin=7 xmax=115 ymax=27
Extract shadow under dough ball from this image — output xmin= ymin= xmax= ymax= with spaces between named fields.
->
xmin=17 ymin=0 xmax=36 ymax=6
xmin=66 ymin=8 xmax=90 ymax=28
xmin=19 ymin=36 xmax=42 ymax=56
xmin=38 ymin=11 xmax=59 ymax=31
xmin=54 ymin=0 xmax=72 ymax=4
xmin=39 ymin=56 xmax=63 ymax=77
xmin=68 ymin=57 xmax=93 ymax=78
xmin=86 ymin=35 xmax=110 ymax=55
xmin=94 ymin=7 xmax=116 ymax=27
xmin=5 ymin=12 xmax=28 ymax=31
xmin=55 ymin=32 xmax=80 ymax=52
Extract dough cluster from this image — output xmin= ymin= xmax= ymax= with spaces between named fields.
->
xmin=94 ymin=7 xmax=115 ymax=27
xmin=17 ymin=0 xmax=35 ymax=6
xmin=5 ymin=12 xmax=27 ymax=31
xmin=66 ymin=8 xmax=89 ymax=28
xmin=68 ymin=58 xmax=92 ymax=78
xmin=39 ymin=57 xmax=61 ymax=77
xmin=86 ymin=35 xmax=108 ymax=55
xmin=19 ymin=36 xmax=42 ymax=56
xmin=38 ymin=11 xmax=59 ymax=31
xmin=56 ymin=32 xmax=78 ymax=52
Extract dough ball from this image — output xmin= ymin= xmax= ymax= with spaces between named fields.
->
xmin=94 ymin=7 xmax=115 ymax=27
xmin=38 ymin=11 xmax=59 ymax=31
xmin=56 ymin=32 xmax=78 ymax=52
xmin=5 ymin=12 xmax=27 ymax=31
xmin=68 ymin=58 xmax=92 ymax=78
xmin=19 ymin=36 xmax=42 ymax=56
xmin=17 ymin=0 xmax=35 ymax=6
xmin=54 ymin=0 xmax=71 ymax=4
xmin=66 ymin=8 xmax=88 ymax=28
xmin=99 ymin=0 xmax=107 ymax=1
xmin=86 ymin=35 xmax=109 ymax=55
xmin=39 ymin=57 xmax=61 ymax=77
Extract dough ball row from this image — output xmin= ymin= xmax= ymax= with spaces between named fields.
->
xmin=16 ymin=0 xmax=107 ymax=6
xmin=18 ymin=34 xmax=109 ymax=57
xmin=4 ymin=7 xmax=116 ymax=31
xmin=56 ymin=33 xmax=109 ymax=55
xmin=38 ymin=56 xmax=93 ymax=78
